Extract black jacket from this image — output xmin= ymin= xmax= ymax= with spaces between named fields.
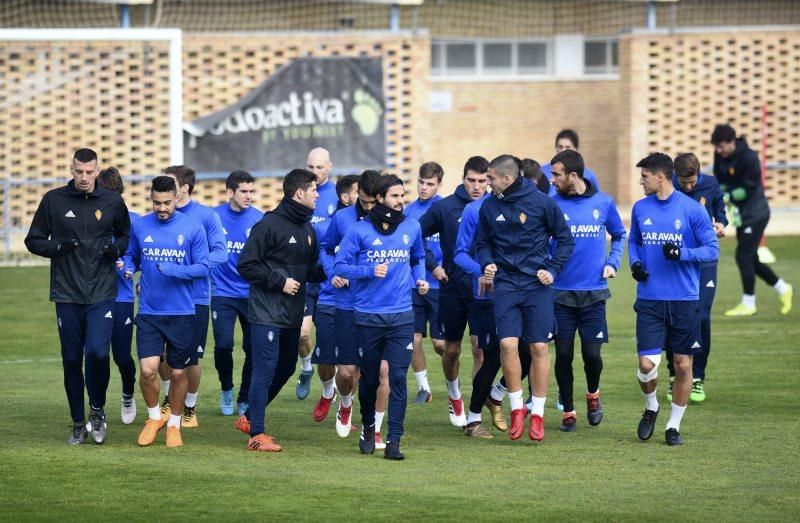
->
xmin=238 ymin=200 xmax=326 ymax=329
xmin=25 ymin=180 xmax=130 ymax=304
xmin=713 ymin=137 xmax=770 ymax=225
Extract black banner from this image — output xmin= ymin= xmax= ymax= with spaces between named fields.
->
xmin=184 ymin=57 xmax=385 ymax=175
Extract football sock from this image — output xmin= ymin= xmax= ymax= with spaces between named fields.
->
xmin=322 ymin=378 xmax=335 ymax=399
xmin=167 ymin=413 xmax=181 ymax=428
xmin=774 ymin=279 xmax=789 ymax=295
xmin=742 ymin=294 xmax=756 ymax=308
xmin=467 ymin=411 xmax=481 ymax=425
xmin=300 ymin=356 xmax=312 ymax=372
xmin=509 ymin=389 xmax=523 ymax=411
xmin=147 ymin=406 xmax=161 ymax=421
xmin=490 ymin=382 xmax=507 ymax=402
xmin=414 ymin=370 xmax=430 ymax=392
xmin=161 ymin=379 xmax=170 ymax=396
xmin=530 ymin=396 xmax=546 ymax=417
xmin=340 ymin=393 xmax=353 ymax=408
xmin=446 ymin=378 xmax=461 ymax=400
xmin=375 ymin=411 xmax=385 ymax=433
xmin=644 ymin=390 xmax=659 ymax=412
xmin=185 ymin=392 xmax=198 ymax=408
xmin=666 ymin=402 xmax=686 ymax=431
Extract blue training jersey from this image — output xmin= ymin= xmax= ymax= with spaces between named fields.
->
xmin=404 ymin=195 xmax=443 ymax=289
xmin=334 ymin=217 xmax=426 ymax=314
xmin=309 ymin=179 xmax=339 ymax=303
xmin=115 ymin=210 xmax=140 ymax=303
xmin=453 ymin=194 xmax=491 ymax=300
xmin=319 ymin=204 xmax=367 ymax=310
xmin=552 ymin=186 xmax=627 ymax=291
xmin=124 ymin=212 xmax=209 ymax=315
xmin=176 ymin=199 xmax=227 ymax=305
xmin=211 ymin=204 xmax=263 ymax=299
xmin=542 ymin=163 xmax=601 ymax=197
xmin=629 ymin=190 xmax=720 ymax=301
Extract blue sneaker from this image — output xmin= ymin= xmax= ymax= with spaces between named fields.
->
xmin=237 ymin=401 xmax=249 ymax=417
xmin=220 ymin=389 xmax=235 ymax=416
xmin=556 ymin=390 xmax=564 ymax=412
xmin=296 ymin=368 xmax=314 ymax=400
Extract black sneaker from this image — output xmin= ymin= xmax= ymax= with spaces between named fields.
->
xmin=637 ymin=408 xmax=659 ymax=441
xmin=586 ymin=392 xmax=604 ymax=426
xmin=67 ymin=423 xmax=88 ymax=446
xmin=359 ymin=424 xmax=376 ymax=455
xmin=88 ymin=408 xmax=107 ymax=444
xmin=384 ymin=440 xmax=405 ymax=461
xmin=665 ymin=428 xmax=684 ymax=446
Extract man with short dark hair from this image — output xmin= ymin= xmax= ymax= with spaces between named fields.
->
xmin=26 ymin=148 xmax=131 ymax=445
xmin=404 ymin=162 xmax=446 ymax=405
xmin=477 ymin=154 xmax=573 ymax=442
xmin=629 ymin=153 xmax=719 ymax=446
xmin=711 ymin=124 xmax=792 ymax=316
xmin=97 ymin=167 xmax=139 ymax=425
xmin=540 ymin=129 xmax=601 ymax=194
xmin=336 ymin=174 xmax=361 ymax=208
xmin=236 ymin=168 xmax=326 ymax=452
xmin=211 ymin=170 xmax=263 ymax=416
xmin=521 ymin=158 xmax=551 ymax=194
xmin=123 ymin=176 xmax=209 ymax=448
xmin=550 ymin=150 xmax=626 ymax=432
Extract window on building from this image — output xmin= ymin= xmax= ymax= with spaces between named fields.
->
xmin=431 ymin=40 xmax=550 ymax=77
xmin=584 ymin=39 xmax=619 ymax=74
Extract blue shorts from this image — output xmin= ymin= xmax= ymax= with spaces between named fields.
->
xmin=634 ymin=299 xmax=702 ymax=356
xmin=188 ymin=304 xmax=210 ymax=365
xmin=494 ymin=286 xmax=556 ymax=343
xmin=311 ymin=305 xmax=337 ymax=365
xmin=438 ymin=293 xmax=479 ymax=342
xmin=135 ymin=314 xmax=195 ymax=370
xmin=412 ymin=288 xmax=442 ymax=339
xmin=473 ymin=299 xmax=499 ymax=351
xmin=334 ymin=308 xmax=360 ymax=366
xmin=304 ymin=284 xmax=319 ymax=317
xmin=554 ymin=301 xmax=608 ymax=344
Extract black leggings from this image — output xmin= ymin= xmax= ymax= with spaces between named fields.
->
xmin=469 ymin=348 xmax=501 ymax=414
xmin=736 ymin=216 xmax=778 ymax=295
xmin=554 ymin=339 xmax=602 ymax=413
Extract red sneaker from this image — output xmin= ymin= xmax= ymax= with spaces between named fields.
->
xmin=529 ymin=414 xmax=544 ymax=441
xmin=509 ymin=408 xmax=526 ymax=440
xmin=335 ymin=406 xmax=352 ymax=438
xmin=235 ymin=415 xmax=250 ymax=435
xmin=248 ymin=433 xmax=282 ymax=452
xmin=374 ymin=431 xmax=386 ymax=450
xmin=448 ymin=397 xmax=466 ymax=427
xmin=312 ymin=395 xmax=334 ymax=422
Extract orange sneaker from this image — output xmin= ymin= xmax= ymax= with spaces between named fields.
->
xmin=509 ymin=408 xmax=526 ymax=440
xmin=165 ymin=426 xmax=183 ymax=448
xmin=235 ymin=415 xmax=251 ymax=435
xmin=137 ymin=418 xmax=165 ymax=446
xmin=248 ymin=433 xmax=282 ymax=452
xmin=529 ymin=414 xmax=544 ymax=441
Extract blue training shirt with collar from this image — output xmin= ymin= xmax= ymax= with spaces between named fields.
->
xmin=404 ymin=195 xmax=443 ymax=289
xmin=542 ymin=163 xmax=601 ymax=197
xmin=211 ymin=203 xmax=263 ymax=299
xmin=453 ymin=194 xmax=491 ymax=300
xmin=124 ymin=212 xmax=209 ymax=315
xmin=552 ymin=182 xmax=627 ymax=291
xmin=308 ymin=179 xmax=339 ymax=302
xmin=176 ymin=199 xmax=227 ymax=305
xmin=334 ymin=217 xmax=426 ymax=315
xmin=629 ymin=190 xmax=720 ymax=301
xmin=672 ymin=173 xmax=728 ymax=228
xmin=115 ymin=210 xmax=140 ymax=303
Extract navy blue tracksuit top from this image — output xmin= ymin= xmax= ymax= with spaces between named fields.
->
xmin=476 ymin=178 xmax=574 ymax=291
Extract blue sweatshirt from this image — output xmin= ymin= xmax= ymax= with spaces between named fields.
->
xmin=404 ymin=195 xmax=443 ymax=289
xmin=476 ymin=178 xmax=574 ymax=291
xmin=115 ymin=210 xmax=140 ymax=303
xmin=542 ymin=163 xmax=601 ymax=197
xmin=319 ymin=203 xmax=368 ymax=310
xmin=333 ymin=217 xmax=426 ymax=314
xmin=310 ymin=179 xmax=339 ymax=237
xmin=453 ymin=194 xmax=491 ymax=300
xmin=672 ymin=174 xmax=728 ymax=227
xmin=211 ymin=204 xmax=264 ymax=299
xmin=419 ymin=184 xmax=478 ymax=297
xmin=124 ymin=212 xmax=209 ymax=315
xmin=176 ymin=199 xmax=227 ymax=305
xmin=629 ymin=190 xmax=720 ymax=301
xmin=552 ymin=183 xmax=627 ymax=291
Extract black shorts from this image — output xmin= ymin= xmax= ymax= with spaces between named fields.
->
xmin=412 ymin=288 xmax=442 ymax=339
xmin=136 ymin=314 xmax=195 ymax=370
xmin=635 ymin=299 xmax=701 ymax=356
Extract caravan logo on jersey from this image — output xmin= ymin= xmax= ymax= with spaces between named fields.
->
xmin=366 ymin=248 xmax=410 ymax=264
xmin=570 ymin=223 xmax=603 ymax=238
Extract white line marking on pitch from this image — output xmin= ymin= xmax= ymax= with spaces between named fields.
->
xmin=0 ymin=357 xmax=61 ymax=365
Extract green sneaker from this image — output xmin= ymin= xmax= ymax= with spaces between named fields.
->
xmin=690 ymin=379 xmax=706 ymax=403
xmin=666 ymin=377 xmax=674 ymax=402
xmin=725 ymin=302 xmax=756 ymax=317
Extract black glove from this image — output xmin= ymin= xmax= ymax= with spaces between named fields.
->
xmin=631 ymin=261 xmax=649 ymax=282
xmin=101 ymin=243 xmax=123 ymax=261
xmin=58 ymin=239 xmax=80 ymax=256
xmin=663 ymin=242 xmax=681 ymax=261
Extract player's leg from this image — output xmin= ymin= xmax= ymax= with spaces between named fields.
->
xmin=410 ymin=290 xmax=433 ymax=404
xmin=468 ymin=304 xmax=483 ymax=378
xmin=727 ymin=225 xmax=760 ymax=316
xmin=135 ymin=315 xmax=167 ymax=446
xmin=554 ymin=302 xmax=578 ymax=432
xmin=383 ymin=322 xmax=414 ymax=460
xmin=211 ymin=297 xmax=237 ymax=415
xmin=375 ymin=360 xmax=389 ymax=449
xmin=266 ymin=327 xmax=301 ymax=406
xmin=235 ymin=299 xmax=253 ymax=415
xmin=356 ymin=325 xmax=383 ymax=455
xmin=183 ymin=304 xmax=209 ymax=427
xmin=465 ymin=343 xmax=500 ymax=439
xmin=439 ymin=294 xmax=468 ymax=426
xmin=83 ymin=299 xmax=115 ymax=444
xmin=311 ymin=306 xmax=337 ymax=423
xmin=634 ymin=299 xmax=666 ymax=441
xmin=111 ymin=301 xmax=137 ymax=424
xmin=577 ymin=299 xmax=607 ymax=426
xmin=524 ymin=287 xmax=555 ymax=441
xmin=663 ymin=300 xmax=702 ymax=446
xmin=296 ymin=288 xmax=317 ymax=399
xmin=245 ymin=324 xmax=283 ymax=452
xmin=334 ymin=308 xmax=359 ymax=437
xmin=692 ymin=263 xmax=717 ymax=402
xmin=56 ymin=302 xmax=88 ymax=444
xmin=163 ymin=315 xmax=195 ymax=448
xmin=495 ymin=290 xmax=526 ymax=439
xmin=749 ymin=217 xmax=792 ymax=313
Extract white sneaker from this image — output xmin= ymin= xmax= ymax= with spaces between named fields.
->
xmin=335 ymin=405 xmax=352 ymax=438
xmin=448 ymin=397 xmax=466 ymax=427
xmin=121 ymin=394 xmax=137 ymax=425
xmin=374 ymin=431 xmax=386 ymax=450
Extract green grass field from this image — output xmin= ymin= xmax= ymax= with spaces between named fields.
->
xmin=1 ymin=237 xmax=799 ymax=521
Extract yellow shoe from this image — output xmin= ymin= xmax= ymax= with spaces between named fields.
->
xmin=724 ymin=303 xmax=756 ymax=317
xmin=159 ymin=396 xmax=170 ymax=422
xmin=165 ymin=426 xmax=183 ymax=448
xmin=138 ymin=418 xmax=164 ymax=446
xmin=780 ymin=284 xmax=793 ymax=315
xmin=485 ymin=400 xmax=508 ymax=432
xmin=182 ymin=406 xmax=198 ymax=428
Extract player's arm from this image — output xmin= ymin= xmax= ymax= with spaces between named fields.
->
xmin=318 ymin=214 xmax=338 ymax=277
xmin=159 ymin=226 xmax=210 ymax=279
xmin=238 ymin=219 xmax=288 ymax=291
xmin=333 ymin=228 xmax=374 ymax=280
xmin=453 ymin=205 xmax=481 ymax=277
xmin=605 ymin=200 xmax=627 ymax=271
xmin=24 ymin=196 xmax=63 ymax=258
xmin=106 ymin=197 xmax=131 ymax=260
xmin=675 ymin=206 xmax=720 ymax=263
xmin=418 ymin=206 xmax=443 ymax=272
xmin=543 ymin=200 xmax=574 ymax=279
xmin=306 ymin=229 xmax=327 ymax=283
xmin=709 ymin=178 xmax=729 ymax=227
xmin=410 ymin=225 xmax=427 ymax=284
xmin=475 ymin=206 xmax=496 ymax=272
xmin=122 ymin=224 xmax=141 ymax=277
xmin=728 ymin=151 xmax=762 ymax=204
xmin=628 ymin=206 xmax=643 ymax=267
xmin=206 ymin=212 xmax=228 ymax=267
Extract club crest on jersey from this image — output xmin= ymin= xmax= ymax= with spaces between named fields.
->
xmin=728 ymin=167 xmax=735 ymax=175
xmin=177 ymin=234 xmax=185 ymax=246
xmin=592 ymin=209 xmax=600 ymax=221
xmin=382 ymin=223 xmax=389 ymax=231
xmin=563 ymin=213 xmax=570 ymax=221
xmin=674 ymin=219 xmax=681 ymax=231
xmin=519 ymin=212 xmax=527 ymax=224
xmin=95 ymin=210 xmax=102 ymax=221
xmin=328 ymin=204 xmax=335 ymax=216
xmin=268 ymin=331 xmax=274 ymax=342
xmin=402 ymin=234 xmax=409 ymax=246
xmin=245 ymin=228 xmax=251 ymax=238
